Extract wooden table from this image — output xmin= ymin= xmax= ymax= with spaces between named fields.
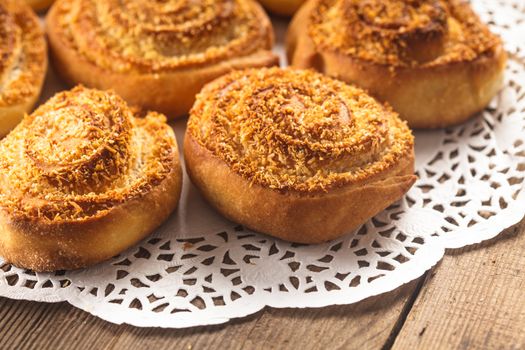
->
xmin=1 ymin=219 xmax=523 ymax=350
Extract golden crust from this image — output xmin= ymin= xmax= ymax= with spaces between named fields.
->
xmin=287 ymin=0 xmax=507 ymax=129
xmin=185 ymin=68 xmax=416 ymax=243
xmin=46 ymin=0 xmax=279 ymax=119
xmin=0 ymin=86 xmax=182 ymax=271
xmin=0 ymin=0 xmax=47 ymax=137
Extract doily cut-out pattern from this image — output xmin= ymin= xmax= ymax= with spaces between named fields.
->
xmin=1 ymin=0 xmax=524 ymax=328
xmin=473 ymin=0 xmax=525 ymax=62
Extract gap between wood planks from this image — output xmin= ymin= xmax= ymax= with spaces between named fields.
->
xmin=382 ymin=220 xmax=525 ymax=350
xmin=0 ymin=220 xmax=523 ymax=350
xmin=381 ymin=271 xmax=430 ymax=350
xmin=0 ymin=276 xmax=418 ymax=350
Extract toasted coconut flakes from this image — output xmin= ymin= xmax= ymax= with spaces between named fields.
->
xmin=53 ymin=0 xmax=272 ymax=73
xmin=309 ymin=0 xmax=502 ymax=68
xmin=188 ymin=68 xmax=414 ymax=193
xmin=0 ymin=86 xmax=177 ymax=223
xmin=0 ymin=0 xmax=46 ymax=107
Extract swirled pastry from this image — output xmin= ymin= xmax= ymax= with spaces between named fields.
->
xmin=0 ymin=86 xmax=182 ymax=271
xmin=0 ymin=0 xmax=47 ymax=137
xmin=26 ymin=0 xmax=54 ymax=11
xmin=46 ymin=0 xmax=279 ymax=119
xmin=185 ymin=68 xmax=416 ymax=243
xmin=287 ymin=0 xmax=507 ymax=128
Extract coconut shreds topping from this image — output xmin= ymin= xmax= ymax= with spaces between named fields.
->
xmin=53 ymin=0 xmax=273 ymax=73
xmin=0 ymin=86 xmax=177 ymax=223
xmin=0 ymin=0 xmax=46 ymax=106
xmin=309 ymin=0 xmax=502 ymax=67
xmin=188 ymin=68 xmax=414 ymax=193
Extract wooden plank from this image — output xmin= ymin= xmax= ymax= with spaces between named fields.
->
xmin=392 ymin=221 xmax=525 ymax=350
xmin=0 ymin=278 xmax=417 ymax=350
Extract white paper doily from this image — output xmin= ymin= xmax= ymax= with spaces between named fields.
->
xmin=1 ymin=0 xmax=524 ymax=328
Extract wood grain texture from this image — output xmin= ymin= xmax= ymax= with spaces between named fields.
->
xmin=0 ymin=279 xmax=417 ymax=350
xmin=392 ymin=221 xmax=525 ymax=350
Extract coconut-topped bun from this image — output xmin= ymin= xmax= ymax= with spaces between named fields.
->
xmin=185 ymin=68 xmax=416 ymax=243
xmin=0 ymin=0 xmax=47 ymax=137
xmin=0 ymin=86 xmax=182 ymax=271
xmin=287 ymin=0 xmax=507 ymax=128
xmin=46 ymin=0 xmax=279 ymax=119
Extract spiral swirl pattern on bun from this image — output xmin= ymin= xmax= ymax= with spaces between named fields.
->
xmin=47 ymin=0 xmax=279 ymax=118
xmin=287 ymin=0 xmax=507 ymax=128
xmin=0 ymin=0 xmax=47 ymax=136
xmin=185 ymin=68 xmax=416 ymax=243
xmin=0 ymin=86 xmax=182 ymax=271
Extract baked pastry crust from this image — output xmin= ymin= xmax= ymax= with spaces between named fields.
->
xmin=0 ymin=0 xmax=47 ymax=137
xmin=185 ymin=68 xmax=416 ymax=243
xmin=287 ymin=0 xmax=507 ymax=128
xmin=26 ymin=0 xmax=54 ymax=11
xmin=46 ymin=0 xmax=279 ymax=119
xmin=0 ymin=86 xmax=182 ymax=271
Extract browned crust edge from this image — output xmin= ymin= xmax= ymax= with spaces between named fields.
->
xmin=184 ymin=132 xmax=416 ymax=244
xmin=46 ymin=2 xmax=280 ymax=119
xmin=0 ymin=91 xmax=43 ymax=137
xmin=0 ymin=1 xmax=48 ymax=137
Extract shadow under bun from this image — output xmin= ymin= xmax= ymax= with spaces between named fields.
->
xmin=46 ymin=0 xmax=279 ymax=119
xmin=0 ymin=0 xmax=47 ymax=137
xmin=25 ymin=0 xmax=54 ymax=11
xmin=287 ymin=0 xmax=507 ymax=128
xmin=0 ymin=86 xmax=182 ymax=272
xmin=185 ymin=67 xmax=416 ymax=244
xmin=258 ymin=0 xmax=306 ymax=16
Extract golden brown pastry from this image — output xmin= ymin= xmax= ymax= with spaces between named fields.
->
xmin=26 ymin=0 xmax=54 ymax=11
xmin=185 ymin=68 xmax=416 ymax=244
xmin=0 ymin=86 xmax=182 ymax=272
xmin=0 ymin=0 xmax=47 ymax=137
xmin=287 ymin=0 xmax=507 ymax=128
xmin=258 ymin=0 xmax=306 ymax=16
xmin=46 ymin=0 xmax=279 ymax=119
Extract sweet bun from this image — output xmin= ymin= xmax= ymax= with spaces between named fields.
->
xmin=287 ymin=0 xmax=507 ymax=128
xmin=25 ymin=0 xmax=54 ymax=11
xmin=258 ymin=0 xmax=306 ymax=16
xmin=46 ymin=0 xmax=279 ymax=119
xmin=0 ymin=0 xmax=47 ymax=137
xmin=0 ymin=86 xmax=182 ymax=272
xmin=185 ymin=68 xmax=416 ymax=244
